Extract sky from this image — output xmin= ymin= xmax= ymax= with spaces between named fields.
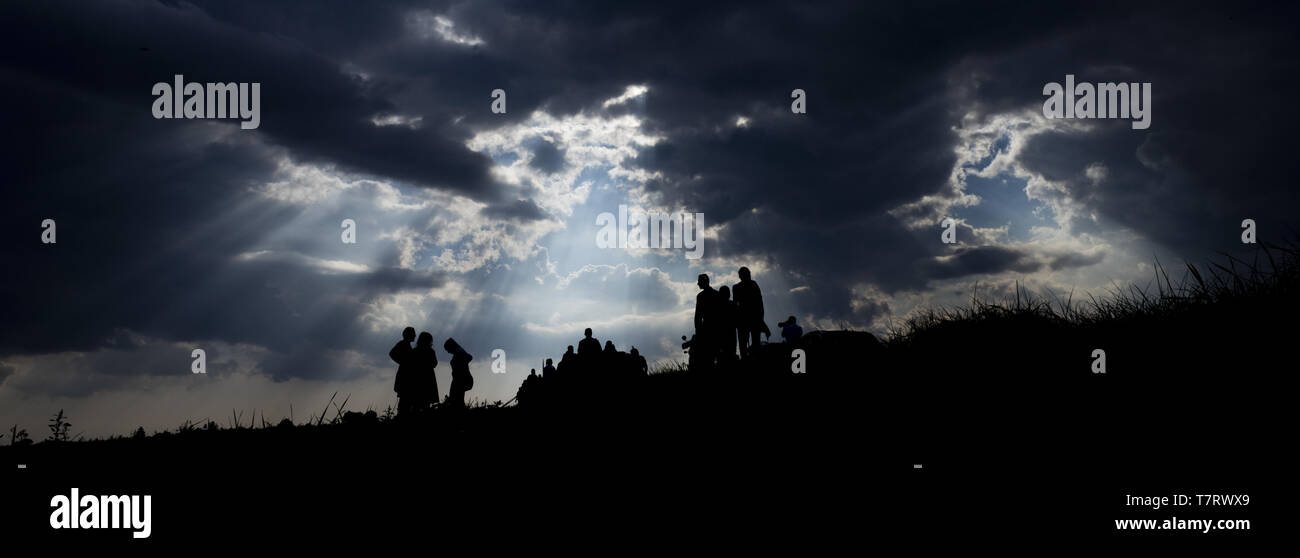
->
xmin=2 ymin=1 xmax=1298 ymax=437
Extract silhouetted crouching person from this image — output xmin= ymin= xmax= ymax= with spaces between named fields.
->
xmin=444 ymin=338 xmax=474 ymax=409
xmin=778 ymin=316 xmax=803 ymax=344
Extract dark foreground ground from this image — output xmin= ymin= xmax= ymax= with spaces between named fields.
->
xmin=0 ymin=363 xmax=1281 ymax=550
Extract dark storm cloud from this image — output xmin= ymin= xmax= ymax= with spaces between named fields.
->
xmin=946 ymin=4 xmax=1300 ymax=259
xmin=0 ymin=55 xmax=448 ymax=360
xmin=279 ymin=0 xmax=1133 ymax=315
xmin=850 ymin=296 xmax=891 ymax=325
xmin=1048 ymin=251 xmax=1105 ymax=272
xmin=918 ymin=246 xmax=1043 ymax=280
xmin=3 ymin=0 xmax=1298 ymax=386
xmin=0 ymin=1 xmax=472 ymax=370
xmin=525 ymin=137 xmax=566 ymax=175
xmin=481 ymin=198 xmax=549 ymax=222
xmin=2 ymin=1 xmax=505 ymax=200
xmin=578 ymin=1 xmax=1295 ymax=319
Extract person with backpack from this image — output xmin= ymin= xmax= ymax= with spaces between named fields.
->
xmin=444 ymin=338 xmax=474 ymax=409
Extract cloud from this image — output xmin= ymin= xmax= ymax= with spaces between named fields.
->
xmin=2 ymin=0 xmax=1297 ymax=436
xmin=919 ymin=246 xmax=1043 ymax=280
xmin=408 ymin=12 xmax=486 ymax=47
xmin=1047 ymin=251 xmax=1105 ymax=271
xmin=481 ymin=198 xmax=550 ymax=222
xmin=555 ymin=264 xmax=683 ymax=313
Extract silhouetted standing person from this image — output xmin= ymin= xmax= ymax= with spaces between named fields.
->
xmin=716 ymin=285 xmax=738 ymax=363
xmin=578 ymin=328 xmax=601 ymax=356
xmin=543 ymin=358 xmax=556 ymax=379
xmin=733 ymin=267 xmax=765 ymax=358
xmin=694 ymin=274 xmax=718 ymax=369
xmin=390 ymin=327 xmax=421 ymax=416
xmin=517 ymin=369 xmax=540 ymax=407
xmin=557 ymin=345 xmax=575 ymax=381
xmin=576 ymin=328 xmax=601 ymax=383
xmin=629 ymin=347 xmax=648 ymax=376
xmin=604 ymin=340 xmax=620 ymax=379
xmin=409 ymin=331 xmax=440 ymax=414
xmin=444 ymin=338 xmax=473 ymax=409
xmin=559 ymin=346 xmax=575 ymax=369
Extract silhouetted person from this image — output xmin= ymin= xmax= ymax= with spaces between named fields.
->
xmin=553 ymin=345 xmax=576 ymax=392
xmin=517 ymin=369 xmax=540 ymax=407
xmin=576 ymin=330 xmax=602 ymax=384
xmin=390 ymin=327 xmax=419 ymax=416
xmin=778 ymin=316 xmax=803 ymax=344
xmin=629 ymin=347 xmax=648 ymax=376
xmin=602 ymin=340 xmax=621 ymax=374
xmin=682 ymin=334 xmax=700 ymax=372
xmin=578 ymin=328 xmax=601 ymax=356
xmin=694 ymin=274 xmax=718 ymax=369
xmin=444 ymin=338 xmax=474 ymax=409
xmin=557 ymin=345 xmax=575 ymax=378
xmin=716 ymin=285 xmax=738 ymax=363
xmin=733 ymin=267 xmax=765 ymax=357
xmin=409 ymin=331 xmax=440 ymax=413
xmin=543 ymin=358 xmax=556 ymax=379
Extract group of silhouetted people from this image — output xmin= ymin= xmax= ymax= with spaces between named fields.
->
xmin=685 ymin=266 xmax=809 ymax=371
xmin=555 ymin=328 xmax=648 ymax=383
xmin=688 ymin=266 xmax=778 ymax=370
xmin=390 ymin=327 xmax=475 ymax=417
xmin=394 ymin=267 xmax=807 ymax=411
xmin=514 ymin=328 xmax=650 ymax=406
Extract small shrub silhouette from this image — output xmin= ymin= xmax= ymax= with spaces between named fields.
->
xmin=8 ymin=425 xmax=31 ymax=446
xmin=46 ymin=409 xmax=71 ymax=442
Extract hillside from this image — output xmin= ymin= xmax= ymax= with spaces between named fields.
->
xmin=3 ymin=245 xmax=1290 ymax=544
